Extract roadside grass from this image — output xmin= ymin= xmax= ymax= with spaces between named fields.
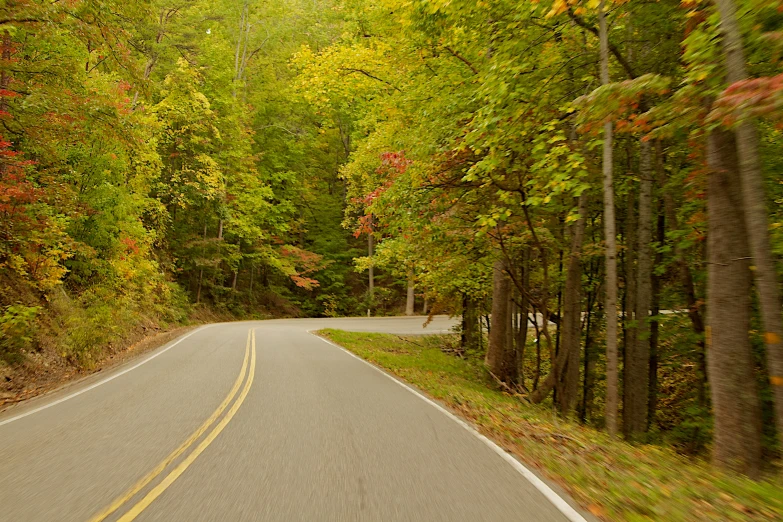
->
xmin=317 ymin=329 xmax=782 ymax=522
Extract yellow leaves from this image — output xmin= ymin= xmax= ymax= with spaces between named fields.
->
xmin=693 ymin=69 xmax=709 ymax=81
xmin=546 ymin=0 xmax=570 ymax=18
xmin=547 ymin=0 xmax=622 ymax=17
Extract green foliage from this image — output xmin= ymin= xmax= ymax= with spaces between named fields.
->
xmin=0 ymin=305 xmax=40 ymax=363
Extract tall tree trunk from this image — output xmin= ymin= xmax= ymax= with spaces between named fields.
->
xmin=622 ymin=187 xmax=637 ymax=437
xmin=706 ymin=126 xmax=763 ymax=478
xmin=506 ymin=286 xmax=516 ymax=381
xmin=556 ymin=194 xmax=588 ymax=414
xmin=580 ymin=269 xmax=598 ymax=424
xmin=649 ymin=201 xmax=664 ymax=430
xmin=233 ymin=0 xmax=249 ymax=97
xmin=368 ymin=215 xmax=374 ymax=312
xmin=517 ymin=249 xmax=530 ymax=388
xmin=196 ymin=222 xmax=208 ymax=304
xmin=487 ymin=258 xmax=515 ymax=384
xmin=600 ymin=0 xmax=620 ymax=437
xmin=406 ymin=270 xmax=415 ymax=316
xmin=529 ymin=310 xmax=542 ymax=392
xmin=625 ymin=139 xmax=653 ymax=439
xmin=714 ymin=0 xmax=783 ymax=448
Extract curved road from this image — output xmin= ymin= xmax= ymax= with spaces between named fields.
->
xmin=0 ymin=317 xmax=590 ymax=522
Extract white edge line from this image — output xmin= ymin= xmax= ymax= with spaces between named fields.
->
xmin=0 ymin=325 xmax=214 ymax=427
xmin=310 ymin=331 xmax=589 ymax=522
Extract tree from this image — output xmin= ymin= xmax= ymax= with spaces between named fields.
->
xmin=599 ymin=0 xmax=620 ymax=438
xmin=713 ymin=0 xmax=783 ymax=450
xmin=706 ymin=126 xmax=764 ymax=477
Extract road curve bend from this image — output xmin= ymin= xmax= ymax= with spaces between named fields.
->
xmin=0 ymin=317 xmax=592 ymax=522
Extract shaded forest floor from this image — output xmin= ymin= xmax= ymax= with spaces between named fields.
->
xmin=317 ymin=329 xmax=782 ymax=521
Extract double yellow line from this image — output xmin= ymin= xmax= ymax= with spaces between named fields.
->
xmin=89 ymin=329 xmax=257 ymax=522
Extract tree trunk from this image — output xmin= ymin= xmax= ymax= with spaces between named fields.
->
xmin=368 ymin=215 xmax=374 ymax=313
xmin=406 ymin=270 xmax=415 ymax=316
xmin=580 ymin=269 xmax=598 ymax=424
xmin=517 ymin=250 xmax=530 ymax=388
xmin=706 ymin=126 xmax=763 ymax=478
xmin=649 ymin=201 xmax=664 ymax=430
xmin=600 ymin=0 xmax=620 ymax=437
xmin=714 ymin=0 xmax=783 ymax=449
xmin=262 ymin=265 xmax=269 ymax=288
xmin=487 ymin=258 xmax=515 ymax=384
xmin=622 ymin=187 xmax=638 ymax=437
xmin=529 ymin=310 xmax=542 ymax=391
xmin=506 ymin=285 xmax=516 ymax=380
xmin=196 ymin=269 xmax=203 ymax=304
xmin=625 ymin=139 xmax=653 ymax=439
xmin=461 ymin=294 xmax=480 ymax=352
xmin=556 ymin=193 xmax=588 ymax=414
xmin=196 ymin=222 xmax=208 ymax=304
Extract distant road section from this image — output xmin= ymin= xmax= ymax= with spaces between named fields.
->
xmin=0 ymin=317 xmax=588 ymax=521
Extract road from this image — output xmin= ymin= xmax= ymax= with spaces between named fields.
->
xmin=0 ymin=317 xmax=589 ymax=522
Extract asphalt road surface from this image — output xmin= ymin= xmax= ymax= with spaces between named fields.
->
xmin=0 ymin=317 xmax=590 ymax=522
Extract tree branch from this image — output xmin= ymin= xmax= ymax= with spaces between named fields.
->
xmin=340 ymin=68 xmax=402 ymax=92
xmin=566 ymin=8 xmax=636 ymax=79
xmin=443 ymin=46 xmax=478 ymax=75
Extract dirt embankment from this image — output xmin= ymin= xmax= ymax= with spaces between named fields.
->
xmin=0 ymin=323 xmax=198 ymax=411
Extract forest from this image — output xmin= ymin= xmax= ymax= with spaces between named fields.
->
xmin=1 ymin=0 xmax=782 ymax=486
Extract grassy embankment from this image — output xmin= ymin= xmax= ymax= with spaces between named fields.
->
xmin=318 ymin=329 xmax=782 ymax=522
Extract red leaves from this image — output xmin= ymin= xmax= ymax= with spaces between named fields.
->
xmin=379 ymin=150 xmax=412 ymax=174
xmin=353 ymin=214 xmax=374 ymax=238
xmin=291 ymin=274 xmax=320 ymax=289
xmin=353 ymin=151 xmax=413 ymax=238
xmin=711 ymin=74 xmax=783 ymax=125
xmin=120 ymin=237 xmax=140 ymax=256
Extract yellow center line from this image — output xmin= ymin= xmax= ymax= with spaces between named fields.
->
xmin=117 ymin=328 xmax=257 ymax=521
xmin=88 ymin=329 xmax=253 ymax=522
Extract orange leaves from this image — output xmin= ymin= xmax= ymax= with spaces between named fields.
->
xmin=280 ymin=245 xmax=324 ymax=290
